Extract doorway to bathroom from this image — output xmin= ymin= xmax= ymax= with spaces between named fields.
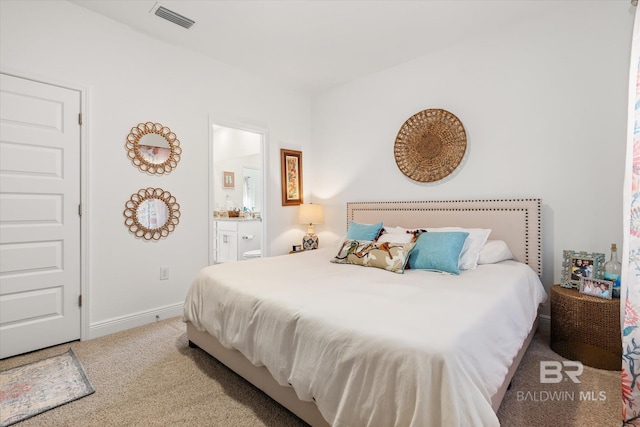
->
xmin=209 ymin=123 xmax=266 ymax=265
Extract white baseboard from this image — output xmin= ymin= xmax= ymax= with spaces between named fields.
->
xmin=538 ymin=314 xmax=550 ymax=334
xmin=88 ymin=302 xmax=183 ymax=339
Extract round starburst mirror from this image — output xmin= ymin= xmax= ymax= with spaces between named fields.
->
xmin=125 ymin=122 xmax=182 ymax=174
xmin=124 ymin=188 xmax=180 ymax=240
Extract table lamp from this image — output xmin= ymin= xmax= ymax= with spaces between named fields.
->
xmin=299 ymin=203 xmax=324 ymax=250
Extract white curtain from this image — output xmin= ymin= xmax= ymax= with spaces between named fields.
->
xmin=622 ymin=5 xmax=640 ymax=424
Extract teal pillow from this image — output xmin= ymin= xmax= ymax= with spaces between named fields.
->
xmin=408 ymin=231 xmax=469 ymax=275
xmin=346 ymin=221 xmax=383 ymax=241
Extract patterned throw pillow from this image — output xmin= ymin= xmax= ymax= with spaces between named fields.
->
xmin=331 ymin=239 xmax=416 ymax=273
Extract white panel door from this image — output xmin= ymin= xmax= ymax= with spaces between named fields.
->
xmin=0 ymin=73 xmax=81 ymax=359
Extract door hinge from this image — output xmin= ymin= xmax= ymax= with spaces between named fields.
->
xmin=78 ymin=113 xmax=82 ymax=125
xmin=78 ymin=204 xmax=82 ymax=216
xmin=78 ymin=294 xmax=82 ymax=307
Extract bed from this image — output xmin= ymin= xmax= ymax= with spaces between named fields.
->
xmin=183 ymin=199 xmax=547 ymax=427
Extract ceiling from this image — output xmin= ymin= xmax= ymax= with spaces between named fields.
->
xmin=71 ymin=0 xmax=568 ymax=95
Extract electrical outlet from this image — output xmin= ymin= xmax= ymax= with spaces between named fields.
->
xmin=160 ymin=266 xmax=169 ymax=280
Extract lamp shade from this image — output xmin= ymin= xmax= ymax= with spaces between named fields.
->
xmin=299 ymin=203 xmax=324 ymax=225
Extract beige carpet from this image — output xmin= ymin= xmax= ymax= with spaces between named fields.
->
xmin=497 ymin=330 xmax=620 ymax=427
xmin=0 ymin=318 xmax=620 ymax=426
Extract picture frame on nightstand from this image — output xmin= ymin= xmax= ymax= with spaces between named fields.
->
xmin=579 ymin=277 xmax=613 ymax=300
xmin=561 ymin=250 xmax=605 ymax=289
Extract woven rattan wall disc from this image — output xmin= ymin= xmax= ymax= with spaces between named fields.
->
xmin=394 ymin=109 xmax=467 ymax=183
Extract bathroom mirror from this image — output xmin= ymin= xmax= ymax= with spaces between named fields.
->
xmin=126 ymin=122 xmax=182 ymax=174
xmin=212 ymin=126 xmax=263 ymax=215
xmin=124 ymin=187 xmax=180 ymax=240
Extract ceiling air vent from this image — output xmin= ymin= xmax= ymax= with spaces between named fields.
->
xmin=154 ymin=5 xmax=195 ymax=29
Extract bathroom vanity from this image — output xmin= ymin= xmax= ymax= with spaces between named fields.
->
xmin=213 ymin=219 xmax=262 ymax=263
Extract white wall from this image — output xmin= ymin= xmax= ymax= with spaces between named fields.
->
xmin=310 ymin=2 xmax=634 ymax=316
xmin=0 ymin=0 xmax=312 ymax=337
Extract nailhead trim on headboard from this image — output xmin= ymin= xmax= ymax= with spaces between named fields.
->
xmin=346 ymin=199 xmax=542 ymax=277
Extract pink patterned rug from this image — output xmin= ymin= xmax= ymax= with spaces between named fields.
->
xmin=0 ymin=349 xmax=94 ymax=426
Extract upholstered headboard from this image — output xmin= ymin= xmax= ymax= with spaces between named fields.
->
xmin=346 ymin=199 xmax=542 ymax=276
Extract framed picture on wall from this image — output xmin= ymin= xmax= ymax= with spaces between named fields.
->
xmin=280 ymin=149 xmax=303 ymax=206
xmin=223 ymin=171 xmax=234 ymax=189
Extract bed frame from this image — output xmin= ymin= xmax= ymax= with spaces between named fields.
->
xmin=187 ymin=199 xmax=542 ymax=427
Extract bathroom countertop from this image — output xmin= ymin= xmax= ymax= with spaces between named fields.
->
xmin=213 ymin=217 xmax=261 ymax=221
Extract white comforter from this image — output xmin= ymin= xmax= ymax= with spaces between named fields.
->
xmin=183 ymin=248 xmax=547 ymax=427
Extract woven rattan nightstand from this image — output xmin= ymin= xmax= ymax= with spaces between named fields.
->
xmin=550 ymin=285 xmax=621 ymax=370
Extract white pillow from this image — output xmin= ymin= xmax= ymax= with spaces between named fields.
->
xmin=426 ymin=227 xmax=491 ymax=270
xmin=381 ymin=226 xmax=411 ymax=234
xmin=377 ymin=232 xmax=415 ymax=244
xmin=478 ymin=240 xmax=514 ymax=264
